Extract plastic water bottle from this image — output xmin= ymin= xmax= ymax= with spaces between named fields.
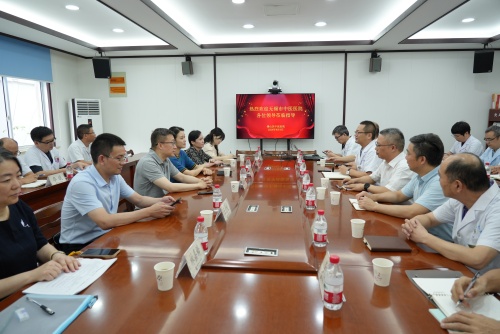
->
xmin=194 ymin=216 xmax=208 ymax=254
xmin=255 ymin=147 xmax=261 ymax=169
xmin=299 ymin=161 xmax=306 ymax=176
xmin=212 ymin=184 xmax=222 ymax=212
xmin=240 ymin=166 xmax=247 ymax=184
xmin=323 ymin=255 xmax=344 ymax=311
xmin=66 ymin=162 xmax=74 ymax=180
xmin=313 ymin=210 xmax=327 ymax=247
xmin=485 ymin=162 xmax=491 ymax=178
xmin=245 ymin=157 xmax=252 ymax=172
xmin=306 ymin=183 xmax=316 ymax=210
xmin=302 ymin=171 xmax=310 ymax=192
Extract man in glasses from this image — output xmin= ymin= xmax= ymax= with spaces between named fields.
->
xmin=60 ymin=133 xmax=177 ymax=254
xmin=67 ymin=124 xmax=96 ymax=166
xmin=24 ymin=126 xmax=84 ymax=177
xmin=480 ymin=125 xmax=500 ymax=174
xmin=344 ymin=128 xmax=413 ymax=193
xmin=134 ymin=128 xmax=211 ymax=199
xmin=0 ymin=137 xmax=38 ymax=184
xmin=443 ymin=121 xmax=483 ymax=160
xmin=324 ymin=125 xmax=360 ymax=163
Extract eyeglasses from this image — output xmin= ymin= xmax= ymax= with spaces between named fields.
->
xmin=484 ymin=137 xmax=498 ymax=142
xmin=354 ymin=131 xmax=368 ymax=135
xmin=104 ymin=155 xmax=128 ymax=163
xmin=334 ymin=135 xmax=342 ymax=140
xmin=39 ymin=138 xmax=56 ymax=144
xmin=158 ymin=141 xmax=176 ymax=146
xmin=375 ymin=142 xmax=393 ymax=147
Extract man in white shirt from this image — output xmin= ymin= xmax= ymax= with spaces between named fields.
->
xmin=338 ymin=120 xmax=383 ymax=178
xmin=325 ymin=125 xmax=360 ymax=163
xmin=0 ymin=137 xmax=38 ymax=184
xmin=480 ymin=125 xmax=500 ymax=174
xmin=443 ymin=121 xmax=483 ymax=159
xmin=345 ymin=128 xmax=413 ymax=193
xmin=67 ymin=124 xmax=96 ymax=166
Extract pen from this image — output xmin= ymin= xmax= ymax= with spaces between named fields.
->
xmin=456 ymin=271 xmax=480 ymax=307
xmin=26 ymin=297 xmax=55 ymax=315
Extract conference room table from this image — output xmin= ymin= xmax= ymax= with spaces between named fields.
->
xmin=1 ymin=157 xmax=472 ymax=333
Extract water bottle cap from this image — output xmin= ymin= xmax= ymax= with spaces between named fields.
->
xmin=329 ymin=255 xmax=340 ymax=264
xmin=317 ymin=210 xmax=324 ymax=215
xmin=66 ymin=162 xmax=71 ymax=166
xmin=214 ymin=184 xmax=220 ymax=188
xmin=197 ymin=216 xmax=204 ymax=222
xmin=486 ymin=162 xmax=490 ymax=166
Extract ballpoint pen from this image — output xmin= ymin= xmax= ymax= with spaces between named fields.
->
xmin=26 ymin=297 xmax=55 ymax=315
xmin=456 ymin=271 xmax=480 ymax=307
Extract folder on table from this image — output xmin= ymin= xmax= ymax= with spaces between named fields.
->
xmin=363 ymin=235 xmax=412 ymax=252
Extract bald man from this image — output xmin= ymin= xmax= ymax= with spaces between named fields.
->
xmin=0 ymin=137 xmax=38 ymax=184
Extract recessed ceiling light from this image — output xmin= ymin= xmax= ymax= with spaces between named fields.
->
xmin=243 ymin=24 xmax=254 ymax=29
xmin=113 ymin=28 xmax=124 ymax=33
xmin=462 ymin=18 xmax=475 ymax=23
xmin=65 ymin=5 xmax=79 ymax=11
xmin=315 ymin=22 xmax=327 ymax=27
xmin=232 ymin=0 xmax=245 ymax=4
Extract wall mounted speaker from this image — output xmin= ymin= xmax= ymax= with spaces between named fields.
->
xmin=473 ymin=50 xmax=494 ymax=73
xmin=369 ymin=57 xmax=382 ymax=72
xmin=182 ymin=61 xmax=193 ymax=75
xmin=92 ymin=57 xmax=112 ymax=78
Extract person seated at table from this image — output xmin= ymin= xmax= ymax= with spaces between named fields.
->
xmin=344 ymin=128 xmax=413 ymax=194
xmin=59 ymin=133 xmax=177 ymax=254
xmin=356 ymin=133 xmax=452 ymax=242
xmin=67 ymin=124 xmax=96 ymax=166
xmin=480 ymin=125 xmax=500 ymax=174
xmin=185 ymin=130 xmax=223 ymax=166
xmin=24 ymin=126 xmax=84 ymax=177
xmin=443 ymin=121 xmax=483 ymax=160
xmin=168 ymin=126 xmax=214 ymax=179
xmin=134 ymin=128 xmax=212 ymax=199
xmin=441 ymin=269 xmax=500 ymax=332
xmin=203 ymin=127 xmax=234 ymax=161
xmin=0 ymin=149 xmax=80 ymax=299
xmin=0 ymin=137 xmax=38 ymax=185
xmin=402 ymin=153 xmax=500 ymax=273
xmin=338 ymin=120 xmax=383 ymax=178
xmin=324 ymin=125 xmax=360 ymax=163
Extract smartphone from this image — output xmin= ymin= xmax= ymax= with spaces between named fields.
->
xmin=171 ymin=197 xmax=182 ymax=206
xmin=79 ymin=248 xmax=121 ymax=258
xmin=198 ymin=190 xmax=213 ymax=195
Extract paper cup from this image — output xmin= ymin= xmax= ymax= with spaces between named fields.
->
xmin=230 ymin=181 xmax=239 ymax=193
xmin=316 ymin=187 xmax=326 ymax=200
xmin=351 ymin=219 xmax=365 ymax=238
xmin=229 ymin=159 xmax=237 ymax=167
xmin=372 ymin=258 xmax=394 ymax=287
xmin=154 ymin=262 xmax=175 ymax=291
xmin=330 ymin=191 xmax=340 ymax=205
xmin=223 ymin=167 xmax=231 ymax=176
xmin=239 ymin=154 xmax=245 ymax=163
xmin=319 ymin=159 xmax=326 ymax=167
xmin=320 ymin=177 xmax=329 ymax=189
xmin=200 ymin=210 xmax=213 ymax=227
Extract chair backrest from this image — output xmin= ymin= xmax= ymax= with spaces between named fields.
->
xmin=34 ymin=201 xmax=63 ymax=246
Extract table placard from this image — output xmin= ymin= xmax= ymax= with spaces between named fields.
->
xmin=241 ymin=179 xmax=248 ymax=190
xmin=47 ymin=172 xmax=67 ymax=186
xmin=220 ymin=199 xmax=231 ymax=222
xmin=175 ymin=239 xmax=206 ymax=279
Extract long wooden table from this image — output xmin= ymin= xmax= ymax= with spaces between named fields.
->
xmin=1 ymin=158 xmax=471 ymax=333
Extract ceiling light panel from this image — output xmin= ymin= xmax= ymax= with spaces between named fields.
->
xmin=0 ymin=0 xmax=168 ymax=47
xmin=410 ymin=0 xmax=500 ymax=39
xmin=150 ymin=0 xmax=417 ymax=44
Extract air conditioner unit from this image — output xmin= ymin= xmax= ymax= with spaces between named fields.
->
xmin=68 ymin=99 xmax=104 ymax=141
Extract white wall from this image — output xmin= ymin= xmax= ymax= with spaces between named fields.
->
xmin=49 ymin=50 xmax=500 ymax=157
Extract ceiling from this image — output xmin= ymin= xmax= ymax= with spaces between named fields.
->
xmin=0 ymin=0 xmax=499 ymax=58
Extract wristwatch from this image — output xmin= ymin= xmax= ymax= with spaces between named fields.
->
xmin=346 ymin=168 xmax=351 ymax=176
xmin=364 ymin=183 xmax=371 ymax=192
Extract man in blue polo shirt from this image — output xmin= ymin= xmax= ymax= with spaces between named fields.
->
xmin=356 ymin=133 xmax=453 ymax=242
xmin=60 ymin=133 xmax=176 ymax=254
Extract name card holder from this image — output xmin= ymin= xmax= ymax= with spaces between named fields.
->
xmin=175 ymin=239 xmax=206 ymax=279
xmin=47 ymin=172 xmax=67 ymax=186
xmin=220 ymin=198 xmax=231 ymax=222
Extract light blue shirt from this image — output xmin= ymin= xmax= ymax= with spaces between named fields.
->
xmin=60 ymin=165 xmax=135 ymax=244
xmin=401 ymin=166 xmax=453 ymax=242
xmin=480 ymin=147 xmax=500 ymax=166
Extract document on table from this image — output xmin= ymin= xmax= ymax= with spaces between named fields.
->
xmin=21 ymin=180 xmax=47 ymax=188
xmin=322 ymin=172 xmax=350 ymax=180
xmin=349 ymin=198 xmax=365 ymax=211
xmin=23 ymin=258 xmax=117 ymax=295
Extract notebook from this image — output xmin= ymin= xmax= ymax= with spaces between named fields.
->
xmin=363 ymin=235 xmax=412 ymax=252
xmin=322 ymin=172 xmax=350 ymax=180
xmin=349 ymin=198 xmax=365 ymax=210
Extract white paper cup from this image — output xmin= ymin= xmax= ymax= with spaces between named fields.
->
xmin=229 ymin=159 xmax=236 ymax=167
xmin=320 ymin=177 xmax=329 ymax=189
xmin=330 ymin=191 xmax=341 ymax=205
xmin=319 ymin=159 xmax=326 ymax=167
xmin=316 ymin=187 xmax=326 ymax=200
xmin=239 ymin=154 xmax=245 ymax=163
xmin=230 ymin=181 xmax=239 ymax=193
xmin=200 ymin=210 xmax=213 ymax=227
xmin=154 ymin=261 xmax=175 ymax=291
xmin=372 ymin=258 xmax=394 ymax=287
xmin=223 ymin=167 xmax=231 ymax=176
xmin=351 ymin=219 xmax=365 ymax=238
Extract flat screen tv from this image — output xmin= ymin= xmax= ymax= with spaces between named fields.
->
xmin=236 ymin=93 xmax=315 ymax=139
